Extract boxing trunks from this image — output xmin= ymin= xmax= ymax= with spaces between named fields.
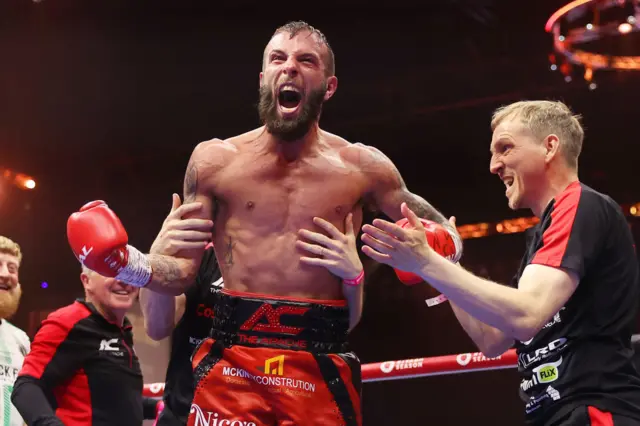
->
xmin=188 ymin=289 xmax=362 ymax=426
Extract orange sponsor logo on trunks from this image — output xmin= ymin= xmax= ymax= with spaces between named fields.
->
xmin=221 ymin=355 xmax=317 ymax=394
xmin=259 ymin=355 xmax=285 ymax=375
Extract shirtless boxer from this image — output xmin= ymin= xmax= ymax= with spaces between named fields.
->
xmin=66 ymin=21 xmax=462 ymax=426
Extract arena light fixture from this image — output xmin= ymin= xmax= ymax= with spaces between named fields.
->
xmin=545 ymin=0 xmax=640 ymax=86
xmin=0 ymin=167 xmax=36 ymax=191
xmin=456 ymin=202 xmax=639 ymax=240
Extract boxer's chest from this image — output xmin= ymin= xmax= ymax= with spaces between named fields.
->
xmin=215 ymin=153 xmax=368 ymax=226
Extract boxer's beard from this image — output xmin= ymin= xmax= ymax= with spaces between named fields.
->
xmin=0 ymin=285 xmax=21 ymax=320
xmin=258 ymin=82 xmax=327 ymax=142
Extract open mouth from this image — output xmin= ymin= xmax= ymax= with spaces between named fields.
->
xmin=0 ymin=283 xmax=11 ymax=291
xmin=503 ymin=176 xmax=514 ymax=193
xmin=112 ymin=289 xmax=132 ymax=296
xmin=278 ymin=86 xmax=302 ymax=111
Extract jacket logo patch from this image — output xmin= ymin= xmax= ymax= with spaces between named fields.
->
xmin=99 ymin=338 xmax=120 ymax=352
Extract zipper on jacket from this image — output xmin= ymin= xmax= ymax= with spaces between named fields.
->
xmin=121 ymin=330 xmax=133 ymax=368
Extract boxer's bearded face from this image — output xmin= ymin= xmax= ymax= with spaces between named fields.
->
xmin=0 ymin=253 xmax=21 ymax=319
xmin=258 ymin=81 xmax=327 ymax=142
xmin=259 ymin=30 xmax=336 ymax=143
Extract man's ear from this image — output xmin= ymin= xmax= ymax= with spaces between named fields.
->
xmin=543 ymin=134 xmax=561 ymax=165
xmin=324 ymin=76 xmax=338 ymax=101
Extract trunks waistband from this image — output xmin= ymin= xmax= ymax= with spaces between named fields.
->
xmin=209 ymin=288 xmax=350 ymax=353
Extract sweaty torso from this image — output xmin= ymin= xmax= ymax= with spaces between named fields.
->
xmin=201 ymin=129 xmax=373 ymax=300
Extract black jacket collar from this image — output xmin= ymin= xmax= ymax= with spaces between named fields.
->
xmin=76 ymin=298 xmax=133 ymax=330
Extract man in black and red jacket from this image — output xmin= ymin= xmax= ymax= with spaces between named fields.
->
xmin=362 ymin=100 xmax=640 ymax=425
xmin=12 ymin=267 xmax=157 ymax=426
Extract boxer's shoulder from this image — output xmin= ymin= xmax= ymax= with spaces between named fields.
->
xmin=318 ymin=133 xmax=397 ymax=180
xmin=224 ymin=127 xmax=264 ymax=145
xmin=210 ymin=127 xmax=267 ymax=156
xmin=193 ymin=137 xmax=238 ymax=157
xmin=320 ymin=131 xmax=377 ymax=161
xmin=189 ymin=137 xmax=240 ymax=177
xmin=342 ymin=141 xmax=396 ymax=175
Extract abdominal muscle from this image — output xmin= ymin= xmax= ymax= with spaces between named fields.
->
xmin=213 ymin=226 xmax=344 ymax=301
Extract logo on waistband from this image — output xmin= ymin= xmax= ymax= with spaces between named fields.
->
xmin=240 ymin=304 xmax=310 ymax=335
xmin=237 ymin=304 xmax=311 ymax=349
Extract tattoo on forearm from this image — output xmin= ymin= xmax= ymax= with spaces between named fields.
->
xmin=224 ymin=237 xmax=235 ymax=267
xmin=405 ymin=195 xmax=447 ymax=223
xmin=404 ymin=194 xmax=459 ymax=237
xmin=184 ymin=162 xmax=198 ymax=203
xmin=149 ymin=254 xmax=184 ymax=285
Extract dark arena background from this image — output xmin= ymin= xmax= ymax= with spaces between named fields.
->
xmin=1 ymin=0 xmax=640 ymax=424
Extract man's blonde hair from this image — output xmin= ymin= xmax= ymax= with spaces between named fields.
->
xmin=491 ymin=100 xmax=584 ymax=169
xmin=0 ymin=236 xmax=22 ymax=264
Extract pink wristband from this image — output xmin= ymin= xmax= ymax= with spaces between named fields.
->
xmin=343 ymin=270 xmax=364 ymax=287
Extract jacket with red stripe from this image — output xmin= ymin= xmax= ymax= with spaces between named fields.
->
xmin=512 ymin=181 xmax=640 ymax=425
xmin=11 ymin=299 xmax=143 ymax=426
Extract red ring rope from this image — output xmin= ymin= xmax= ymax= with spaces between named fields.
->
xmin=142 ymin=349 xmax=518 ymax=397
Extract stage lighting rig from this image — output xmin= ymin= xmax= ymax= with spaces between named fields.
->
xmin=545 ymin=0 xmax=640 ymax=87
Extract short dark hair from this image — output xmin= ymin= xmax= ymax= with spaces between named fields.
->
xmin=271 ymin=21 xmax=335 ymax=76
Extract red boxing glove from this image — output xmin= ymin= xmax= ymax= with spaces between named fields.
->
xmin=67 ymin=200 xmax=152 ymax=287
xmin=393 ymin=218 xmax=462 ymax=285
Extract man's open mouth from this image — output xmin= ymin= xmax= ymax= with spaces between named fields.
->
xmin=278 ymin=86 xmax=302 ymax=110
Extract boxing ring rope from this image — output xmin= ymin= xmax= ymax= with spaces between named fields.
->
xmin=359 ymin=349 xmax=517 ymax=383
xmin=143 ymin=333 xmax=640 ymax=397
xmin=142 ymin=349 xmax=519 ymax=397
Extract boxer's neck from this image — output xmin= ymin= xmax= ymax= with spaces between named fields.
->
xmin=269 ymin=123 xmax=320 ymax=162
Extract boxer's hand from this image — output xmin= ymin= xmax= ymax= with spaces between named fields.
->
xmin=297 ymin=213 xmax=363 ymax=281
xmin=361 ymin=202 xmax=449 ymax=277
xmin=67 ymin=200 xmax=151 ymax=287
xmin=149 ymin=193 xmax=213 ymax=256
